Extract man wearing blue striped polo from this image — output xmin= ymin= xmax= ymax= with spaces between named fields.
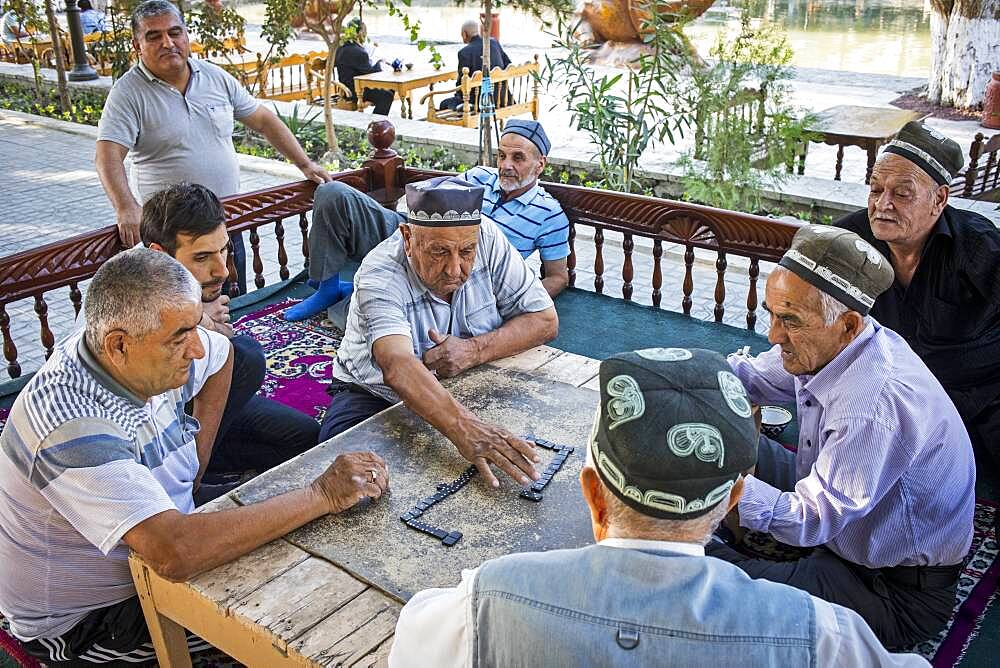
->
xmin=284 ymin=119 xmax=570 ymax=322
xmin=707 ymin=225 xmax=976 ymax=650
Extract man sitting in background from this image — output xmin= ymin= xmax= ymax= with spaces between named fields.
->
xmin=78 ymin=0 xmax=106 ymax=34
xmin=142 ymin=183 xmax=319 ymax=489
xmin=285 ymin=119 xmax=569 ymax=323
xmin=335 ymin=18 xmax=394 ymax=116
xmin=389 ymin=349 xmax=927 ymax=667
xmin=0 ymin=248 xmax=387 ymax=666
xmin=437 ymin=19 xmax=511 ymax=112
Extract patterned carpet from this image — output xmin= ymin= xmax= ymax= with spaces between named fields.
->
xmin=0 ymin=298 xmax=997 ymax=666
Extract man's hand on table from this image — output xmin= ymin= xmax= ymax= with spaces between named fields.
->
xmin=202 ymin=294 xmax=234 ymax=338
xmin=116 ymin=202 xmax=142 ymax=247
xmin=423 ymin=329 xmax=480 ymax=378
xmin=312 ymin=452 xmax=389 ymax=514
xmin=449 ymin=417 xmax=541 ymax=489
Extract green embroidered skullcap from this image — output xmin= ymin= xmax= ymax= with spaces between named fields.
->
xmin=778 ymin=225 xmax=894 ymax=316
xmin=589 ymin=348 xmax=758 ymax=520
xmin=882 ymin=121 xmax=964 ymax=186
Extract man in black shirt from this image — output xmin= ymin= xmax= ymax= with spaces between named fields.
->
xmin=335 ymin=19 xmax=394 ymax=115
xmin=836 ymin=122 xmax=1000 ymax=474
xmin=438 ymin=19 xmax=512 ymax=112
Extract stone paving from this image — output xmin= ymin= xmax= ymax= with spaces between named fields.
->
xmin=0 ymin=111 xmax=769 ymax=381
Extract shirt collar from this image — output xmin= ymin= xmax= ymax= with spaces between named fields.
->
xmin=76 ymin=335 xmax=146 ymax=408
xmin=598 ymin=537 xmax=705 ymax=557
xmin=799 ymin=321 xmax=877 ymax=406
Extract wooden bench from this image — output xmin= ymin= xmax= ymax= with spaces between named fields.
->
xmin=0 ymin=121 xmax=799 ymax=382
xmin=420 ymin=56 xmax=540 ymax=128
xmin=251 ymin=51 xmax=354 ymax=107
xmin=951 ymin=132 xmax=1000 ymax=202
xmin=694 ymin=85 xmax=767 ymax=162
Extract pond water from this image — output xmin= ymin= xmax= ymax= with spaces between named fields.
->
xmin=239 ymin=0 xmax=931 ymax=78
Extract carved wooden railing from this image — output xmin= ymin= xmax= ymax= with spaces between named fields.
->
xmin=0 ymin=120 xmax=800 ymax=382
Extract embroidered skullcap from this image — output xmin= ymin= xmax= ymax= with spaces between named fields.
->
xmin=500 ymin=119 xmax=551 ymax=156
xmin=404 ymin=176 xmax=484 ymax=227
xmin=778 ymin=225 xmax=894 ymax=316
xmin=882 ymin=121 xmax=964 ymax=186
xmin=589 ymin=348 xmax=758 ymax=520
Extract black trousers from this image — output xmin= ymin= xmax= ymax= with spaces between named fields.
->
xmin=318 ymin=382 xmax=393 ymax=443
xmin=20 ymin=596 xmax=212 ymax=666
xmin=362 ymin=88 xmax=394 ymax=115
xmin=204 ymin=335 xmax=320 ymax=475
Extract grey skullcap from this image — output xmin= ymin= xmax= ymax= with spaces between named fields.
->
xmin=500 ymin=119 xmax=551 ymax=156
xmin=778 ymin=225 xmax=894 ymax=316
xmin=589 ymin=348 xmax=758 ymax=520
xmin=882 ymin=121 xmax=964 ymax=186
xmin=404 ymin=176 xmax=484 ymax=227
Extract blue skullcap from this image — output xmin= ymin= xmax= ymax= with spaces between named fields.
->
xmin=501 ymin=120 xmax=550 ymax=156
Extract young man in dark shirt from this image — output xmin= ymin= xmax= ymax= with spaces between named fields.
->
xmin=335 ymin=19 xmax=394 ymax=115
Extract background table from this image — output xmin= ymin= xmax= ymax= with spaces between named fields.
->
xmin=129 ymin=346 xmax=600 ymax=667
xmin=354 ymin=68 xmax=455 ymax=119
xmin=803 ymin=105 xmax=929 ymax=183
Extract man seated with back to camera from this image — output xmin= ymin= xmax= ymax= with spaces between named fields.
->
xmin=141 ymin=183 xmax=320 ymax=492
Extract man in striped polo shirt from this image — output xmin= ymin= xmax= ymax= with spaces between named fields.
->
xmin=284 ymin=119 xmax=570 ymax=322
xmin=707 ymin=225 xmax=976 ymax=649
xmin=322 ymin=177 xmax=558 ymax=488
xmin=0 ymin=249 xmax=388 ymax=666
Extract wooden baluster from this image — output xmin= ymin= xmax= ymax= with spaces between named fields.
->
xmin=300 ymin=213 xmax=310 ymax=269
xmin=834 ymin=144 xmax=845 ymax=181
xmin=593 ymin=226 xmax=605 ymax=294
xmin=249 ymin=228 xmax=265 ymax=289
xmin=746 ymin=257 xmax=759 ymax=330
xmin=622 ymin=232 xmax=634 ymax=301
xmin=0 ymin=305 xmax=20 ymax=379
xmin=682 ymin=244 xmax=694 ymax=315
xmin=69 ymin=282 xmax=83 ymax=317
xmin=274 ymin=219 xmax=289 ymax=280
xmin=652 ymin=239 xmax=662 ymax=308
xmin=34 ymin=294 xmax=55 ymax=360
xmin=714 ymin=251 xmax=727 ymax=323
xmin=567 ymin=223 xmax=577 ymax=288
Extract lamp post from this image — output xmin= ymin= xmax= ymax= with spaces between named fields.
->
xmin=65 ymin=0 xmax=98 ymax=80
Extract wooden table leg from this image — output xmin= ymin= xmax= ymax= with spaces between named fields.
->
xmin=834 ymin=144 xmax=845 ymax=181
xmin=865 ymin=143 xmax=877 ymax=184
xmin=130 ymin=559 xmax=194 ymax=668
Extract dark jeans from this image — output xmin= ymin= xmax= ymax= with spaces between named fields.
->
xmin=205 ymin=335 xmax=320 ymax=475
xmin=20 ymin=596 xmax=211 ymax=666
xmin=439 ymin=94 xmax=463 ymax=111
xmin=318 ymin=382 xmax=393 ymax=443
xmin=707 ymin=436 xmax=960 ymax=649
xmin=362 ymin=88 xmax=394 ymax=115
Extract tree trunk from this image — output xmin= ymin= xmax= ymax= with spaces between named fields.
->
xmin=323 ymin=41 xmax=340 ymax=158
xmin=928 ymin=0 xmax=1000 ymax=108
xmin=43 ymin=0 xmax=71 ymax=111
xmin=479 ymin=0 xmax=493 ymax=166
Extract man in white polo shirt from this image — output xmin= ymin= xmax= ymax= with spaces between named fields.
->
xmin=95 ymin=0 xmax=332 ymax=292
xmin=0 ymin=249 xmax=388 ymax=666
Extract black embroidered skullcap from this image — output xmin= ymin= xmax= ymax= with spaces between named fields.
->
xmin=882 ymin=121 xmax=964 ymax=186
xmin=589 ymin=348 xmax=758 ymax=520
xmin=404 ymin=176 xmax=484 ymax=227
xmin=778 ymin=225 xmax=894 ymax=316
xmin=501 ymin=119 xmax=551 ymax=156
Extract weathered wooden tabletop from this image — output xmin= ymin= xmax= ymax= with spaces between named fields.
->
xmin=130 ymin=346 xmax=600 ymax=667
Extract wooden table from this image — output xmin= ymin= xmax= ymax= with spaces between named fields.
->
xmin=803 ymin=105 xmax=929 ymax=183
xmin=353 ymin=68 xmax=455 ymax=119
xmin=129 ymin=346 xmax=600 ymax=667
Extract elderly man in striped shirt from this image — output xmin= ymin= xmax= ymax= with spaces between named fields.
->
xmin=284 ymin=119 xmax=570 ymax=323
xmin=0 ymin=249 xmax=389 ymax=666
xmin=322 ymin=176 xmax=558 ymax=488
xmin=707 ymin=225 xmax=976 ymax=650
